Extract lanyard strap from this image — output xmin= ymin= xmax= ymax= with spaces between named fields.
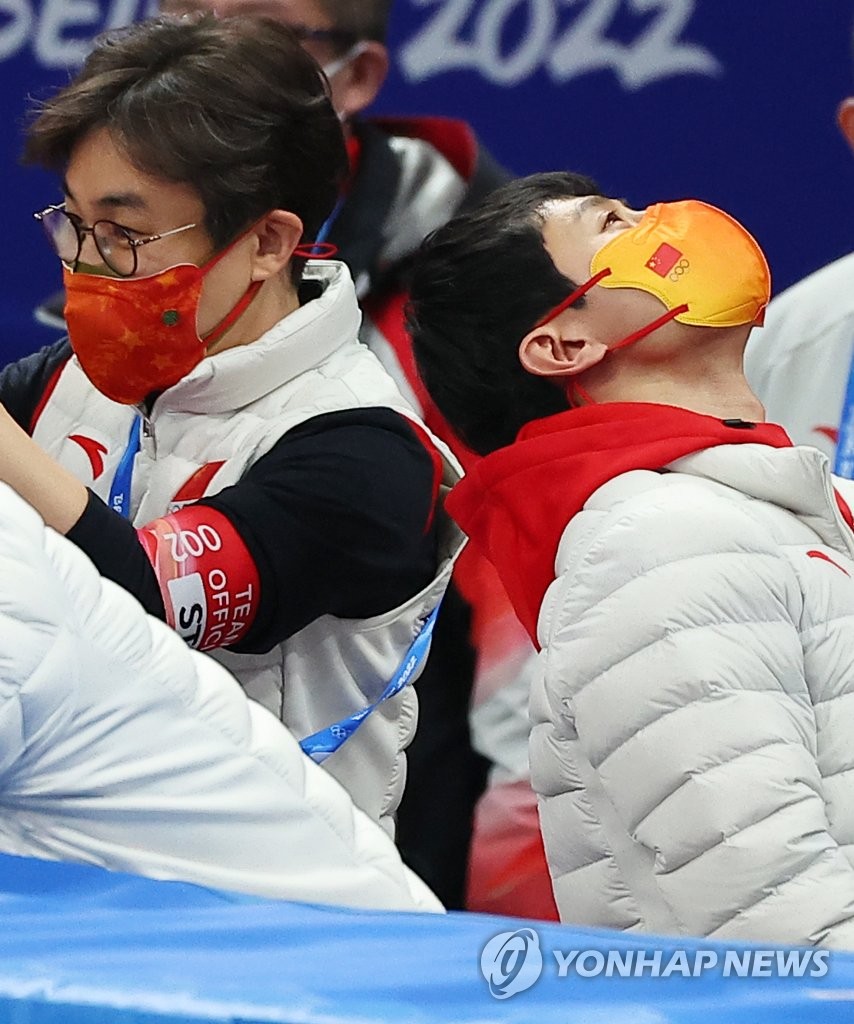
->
xmin=315 ymin=196 xmax=345 ymax=245
xmin=299 ymin=603 xmax=441 ymax=765
xmin=108 ymin=415 xmax=142 ymax=518
xmin=835 ymin=345 xmax=854 ymax=478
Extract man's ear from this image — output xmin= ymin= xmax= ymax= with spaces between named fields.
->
xmin=519 ymin=323 xmax=608 ymax=377
xmin=837 ymin=97 xmax=854 ymax=155
xmin=335 ymin=42 xmax=389 ymax=120
xmin=249 ymin=210 xmax=304 ymax=281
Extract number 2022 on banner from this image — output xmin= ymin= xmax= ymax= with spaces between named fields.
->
xmin=399 ymin=0 xmax=722 ymax=90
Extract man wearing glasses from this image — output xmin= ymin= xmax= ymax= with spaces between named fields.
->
xmin=150 ymin=0 xmax=511 ymax=909
xmin=0 ymin=14 xmax=462 ymax=845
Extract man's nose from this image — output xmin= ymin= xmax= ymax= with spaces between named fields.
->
xmin=78 ymin=228 xmax=101 ymax=263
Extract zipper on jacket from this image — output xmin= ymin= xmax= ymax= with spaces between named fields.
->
xmin=138 ymin=408 xmax=156 ymax=456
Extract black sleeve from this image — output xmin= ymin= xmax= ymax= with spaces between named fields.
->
xmin=0 ymin=338 xmax=72 ymax=432
xmin=66 ymin=490 xmax=167 ymax=619
xmin=199 ymin=407 xmax=440 ymax=655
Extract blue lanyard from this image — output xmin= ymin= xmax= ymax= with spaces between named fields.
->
xmin=835 ymin=346 xmax=854 ymax=478
xmin=315 ymin=196 xmax=345 ymax=245
xmin=299 ymin=603 xmax=441 ymax=765
xmin=108 ymin=416 xmax=142 ymax=518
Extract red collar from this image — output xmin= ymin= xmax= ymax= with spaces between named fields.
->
xmin=447 ymin=403 xmax=792 ymax=645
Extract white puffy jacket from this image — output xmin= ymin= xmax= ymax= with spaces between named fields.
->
xmin=745 ymin=251 xmax=854 ymax=456
xmin=449 ymin=403 xmax=854 ymax=948
xmin=0 ymin=483 xmax=440 ymax=913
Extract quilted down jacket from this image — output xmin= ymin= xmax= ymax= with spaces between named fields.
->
xmin=450 ymin=402 xmax=854 ymax=947
xmin=0 ymin=483 xmax=440 ymax=913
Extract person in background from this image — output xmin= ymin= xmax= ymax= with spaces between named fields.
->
xmin=0 ymin=14 xmax=462 ymax=841
xmin=153 ymin=0 xmax=513 ymax=909
xmin=0 ymin=480 xmax=441 ymax=914
xmin=406 ymin=171 xmax=854 ymax=947
xmin=744 ymin=24 xmax=854 ymax=462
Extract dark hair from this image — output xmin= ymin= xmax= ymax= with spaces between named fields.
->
xmin=315 ymin=0 xmax=393 ymax=45
xmin=23 ymin=14 xmax=347 ymax=285
xmin=406 ymin=171 xmax=601 ymax=455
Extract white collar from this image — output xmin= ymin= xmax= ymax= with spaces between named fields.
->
xmin=672 ymin=443 xmax=854 ymax=556
xmin=158 ymin=261 xmax=362 ymax=414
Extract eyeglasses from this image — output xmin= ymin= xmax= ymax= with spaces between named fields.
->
xmin=33 ymin=203 xmax=198 ymax=277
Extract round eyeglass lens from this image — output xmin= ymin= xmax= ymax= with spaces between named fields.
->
xmin=41 ymin=208 xmax=81 ymax=265
xmin=93 ymin=220 xmax=136 ymax=276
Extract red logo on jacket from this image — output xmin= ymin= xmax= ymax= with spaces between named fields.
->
xmin=168 ymin=461 xmax=226 ymax=512
xmin=68 ymin=434 xmax=108 ymax=479
xmin=806 ymin=550 xmax=850 ymax=576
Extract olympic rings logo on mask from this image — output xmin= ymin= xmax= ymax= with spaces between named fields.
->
xmin=669 ymin=258 xmax=691 ymax=283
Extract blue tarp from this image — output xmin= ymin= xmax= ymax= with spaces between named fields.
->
xmin=2 ymin=851 xmax=854 ymax=1023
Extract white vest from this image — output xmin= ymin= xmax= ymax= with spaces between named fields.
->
xmin=32 ymin=262 xmax=463 ymax=834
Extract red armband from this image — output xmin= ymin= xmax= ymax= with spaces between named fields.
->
xmin=137 ymin=506 xmax=260 ymax=651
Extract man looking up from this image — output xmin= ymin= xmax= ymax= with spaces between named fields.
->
xmin=406 ymin=172 xmax=854 ymax=946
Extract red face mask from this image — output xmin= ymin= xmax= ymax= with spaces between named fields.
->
xmin=63 ymin=240 xmax=261 ymax=405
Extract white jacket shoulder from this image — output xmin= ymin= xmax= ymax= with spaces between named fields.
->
xmin=0 ymin=483 xmax=439 ymax=913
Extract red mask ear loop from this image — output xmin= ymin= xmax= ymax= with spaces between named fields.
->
xmin=568 ymin=379 xmax=597 ymax=407
xmin=533 ymin=270 xmax=611 ymax=409
xmin=195 ymin=223 xmax=267 ymax=346
xmin=566 ymin=304 xmax=690 ymax=407
xmin=533 ymin=267 xmax=612 ymax=328
xmin=293 ymin=241 xmax=339 ymax=259
xmin=199 ymin=234 xmax=339 ymax=347
xmin=202 ymin=280 xmax=263 ymax=346
xmin=534 ymin=269 xmax=690 ymax=406
xmin=609 ymin=303 xmax=688 ymax=351
xmin=565 ymin=301 xmax=692 ymax=405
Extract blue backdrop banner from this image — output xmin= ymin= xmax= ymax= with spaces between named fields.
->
xmin=1 ymin=1 xmax=853 ymax=366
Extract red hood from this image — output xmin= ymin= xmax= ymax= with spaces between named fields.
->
xmin=446 ymin=403 xmax=792 ymax=646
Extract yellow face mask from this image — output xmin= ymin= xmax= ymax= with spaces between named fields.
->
xmin=533 ymin=200 xmax=771 ymax=347
xmin=591 ymin=200 xmax=770 ymax=328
